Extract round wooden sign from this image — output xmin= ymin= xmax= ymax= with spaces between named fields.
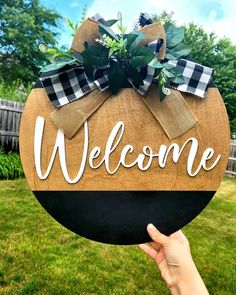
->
xmin=20 ymin=83 xmax=230 ymax=244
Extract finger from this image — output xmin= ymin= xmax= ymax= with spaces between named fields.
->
xmin=138 ymin=243 xmax=158 ymax=261
xmin=147 ymin=224 xmax=169 ymax=246
xmin=149 ymin=241 xmax=162 ymax=251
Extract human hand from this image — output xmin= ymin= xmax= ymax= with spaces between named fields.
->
xmin=139 ymin=224 xmax=209 ymax=295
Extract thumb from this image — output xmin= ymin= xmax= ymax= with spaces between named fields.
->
xmin=147 ymin=224 xmax=169 ymax=246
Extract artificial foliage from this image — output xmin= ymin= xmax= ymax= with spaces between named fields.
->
xmin=40 ymin=13 xmax=192 ymax=101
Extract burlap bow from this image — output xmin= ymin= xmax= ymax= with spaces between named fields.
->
xmin=43 ymin=14 xmax=213 ymax=139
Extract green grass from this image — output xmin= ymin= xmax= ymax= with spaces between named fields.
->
xmin=0 ymin=178 xmax=235 ymax=295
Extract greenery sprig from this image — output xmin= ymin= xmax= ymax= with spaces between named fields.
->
xmin=81 ymin=13 xmax=156 ymax=94
xmin=67 ymin=5 xmax=88 ymax=37
xmin=39 ymin=44 xmax=82 ymax=71
xmin=148 ymin=22 xmax=191 ymax=100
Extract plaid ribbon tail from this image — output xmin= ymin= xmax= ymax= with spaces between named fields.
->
xmin=138 ymin=13 xmax=153 ymax=27
xmin=168 ymin=59 xmax=214 ymax=98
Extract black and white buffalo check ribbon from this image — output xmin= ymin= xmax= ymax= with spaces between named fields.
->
xmin=40 ymin=66 xmax=109 ymax=108
xmin=40 ymin=13 xmax=214 ymax=108
xmin=168 ymin=59 xmax=214 ymax=98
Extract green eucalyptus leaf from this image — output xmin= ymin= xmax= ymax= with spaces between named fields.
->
xmin=106 ymin=19 xmax=118 ymax=26
xmin=166 ymin=43 xmax=192 ymax=60
xmin=127 ymin=31 xmax=146 ymax=52
xmin=108 ymin=48 xmax=115 ymax=58
xmin=169 ymin=75 xmax=185 ymax=84
xmin=149 ymin=58 xmax=163 ymax=69
xmin=159 ymin=91 xmax=167 ymax=101
xmin=154 ymin=68 xmax=162 ymax=79
xmin=108 ymin=62 xmax=126 ymax=93
xmin=164 ymin=23 xmax=185 ymax=48
xmin=126 ymin=34 xmax=139 ymax=50
xmin=40 ymin=60 xmax=76 ymax=72
xmin=129 ymin=46 xmax=155 ymax=68
xmin=162 ymin=68 xmax=175 ymax=79
xmin=162 ymin=62 xmax=176 ymax=70
xmin=172 ymin=43 xmax=191 ymax=55
xmin=166 ymin=67 xmax=182 ymax=76
xmin=156 ymin=70 xmax=172 ymax=102
xmin=98 ymin=23 xmax=119 ymax=41
xmin=160 ymin=66 xmax=185 ymax=85
xmin=81 ymin=45 xmax=109 ymax=67
xmin=126 ymin=65 xmax=144 ymax=87
xmin=84 ymin=64 xmax=95 ymax=80
xmin=157 ymin=78 xmax=168 ymax=102
xmin=165 ymin=51 xmax=177 ymax=60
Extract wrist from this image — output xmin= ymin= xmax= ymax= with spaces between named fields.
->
xmin=169 ymin=262 xmax=209 ymax=295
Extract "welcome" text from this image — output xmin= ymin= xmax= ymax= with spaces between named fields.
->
xmin=34 ymin=116 xmax=221 ymax=184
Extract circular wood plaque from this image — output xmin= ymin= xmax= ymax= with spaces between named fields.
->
xmin=20 ymin=85 xmax=230 ymax=244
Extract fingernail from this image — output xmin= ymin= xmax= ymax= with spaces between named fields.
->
xmin=147 ymin=223 xmax=157 ymax=232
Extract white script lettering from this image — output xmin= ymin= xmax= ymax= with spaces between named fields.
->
xmin=34 ymin=116 xmax=221 ymax=183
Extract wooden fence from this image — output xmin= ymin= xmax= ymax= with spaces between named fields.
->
xmin=0 ymin=99 xmax=24 ymax=152
xmin=0 ymin=98 xmax=236 ymax=177
xmin=226 ymin=140 xmax=236 ymax=177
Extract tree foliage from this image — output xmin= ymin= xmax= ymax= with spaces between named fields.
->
xmin=0 ymin=0 xmax=62 ymax=85
xmin=184 ymin=23 xmax=236 ymax=131
xmin=151 ymin=11 xmax=175 ymax=25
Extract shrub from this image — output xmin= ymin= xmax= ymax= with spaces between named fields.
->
xmin=0 ymin=80 xmax=31 ymax=103
xmin=0 ymin=147 xmax=24 ymax=180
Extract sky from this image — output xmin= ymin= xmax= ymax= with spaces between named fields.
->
xmin=41 ymin=0 xmax=236 ymax=47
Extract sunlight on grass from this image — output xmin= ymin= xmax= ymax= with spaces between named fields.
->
xmin=0 ymin=178 xmax=235 ymax=295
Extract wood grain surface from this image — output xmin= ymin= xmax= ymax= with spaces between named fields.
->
xmin=19 ymin=87 xmax=230 ymax=191
xmin=139 ymin=22 xmax=166 ymax=59
xmin=71 ymin=18 xmax=99 ymax=53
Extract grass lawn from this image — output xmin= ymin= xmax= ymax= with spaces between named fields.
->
xmin=0 ymin=178 xmax=235 ymax=295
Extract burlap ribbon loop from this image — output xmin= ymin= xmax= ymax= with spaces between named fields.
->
xmin=50 ymin=16 xmax=198 ymax=140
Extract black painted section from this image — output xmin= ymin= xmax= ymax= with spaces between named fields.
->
xmin=34 ymin=191 xmax=214 ymax=245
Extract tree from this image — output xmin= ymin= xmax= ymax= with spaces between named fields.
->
xmin=151 ymin=11 xmax=175 ymax=25
xmin=184 ymin=23 xmax=236 ymax=131
xmin=0 ymin=0 xmax=62 ymax=85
